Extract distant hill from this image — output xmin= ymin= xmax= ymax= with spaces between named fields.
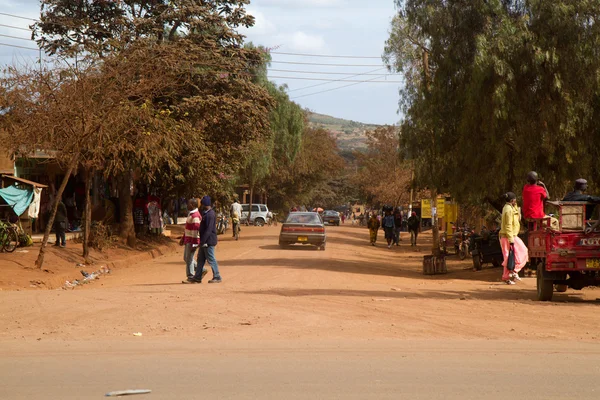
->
xmin=307 ymin=112 xmax=381 ymax=151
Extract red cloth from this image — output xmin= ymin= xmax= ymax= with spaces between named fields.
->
xmin=522 ymin=183 xmax=547 ymax=219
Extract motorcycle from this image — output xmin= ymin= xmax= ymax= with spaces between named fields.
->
xmin=216 ymin=213 xmax=229 ymax=235
xmin=452 ymin=223 xmax=474 ymax=260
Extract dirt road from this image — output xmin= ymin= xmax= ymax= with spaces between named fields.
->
xmin=2 ymin=225 xmax=600 ymax=398
xmin=1 ymin=225 xmax=600 ymax=342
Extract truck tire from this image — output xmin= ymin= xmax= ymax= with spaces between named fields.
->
xmin=254 ymin=218 xmax=265 ymax=227
xmin=536 ymin=261 xmax=554 ymax=301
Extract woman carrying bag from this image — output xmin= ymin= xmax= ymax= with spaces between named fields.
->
xmin=499 ymin=192 xmax=529 ymax=284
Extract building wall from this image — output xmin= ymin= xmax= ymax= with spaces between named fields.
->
xmin=0 ymin=150 xmax=14 ymax=175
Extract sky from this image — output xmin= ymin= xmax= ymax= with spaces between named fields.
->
xmin=0 ymin=0 xmax=401 ymax=125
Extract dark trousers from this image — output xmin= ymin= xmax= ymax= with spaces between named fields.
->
xmin=54 ymin=221 xmax=66 ymax=246
xmin=410 ymin=229 xmax=418 ymax=245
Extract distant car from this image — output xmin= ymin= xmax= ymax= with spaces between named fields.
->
xmin=279 ymin=212 xmax=326 ymax=250
xmin=322 ymin=210 xmax=341 ymax=226
xmin=240 ymin=204 xmax=270 ymax=226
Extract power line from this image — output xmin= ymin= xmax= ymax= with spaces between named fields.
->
xmin=269 ymin=68 xmax=399 ymax=76
xmin=288 ymin=67 xmax=387 ymax=93
xmin=0 ymin=12 xmax=37 ymax=22
xmin=0 ymin=23 xmax=31 ymax=32
xmin=292 ymin=75 xmax=395 ymax=100
xmin=0 ymin=33 xmax=33 ymax=42
xmin=270 ymin=75 xmax=401 ymax=83
xmin=0 ymin=41 xmax=38 ymax=51
xmin=271 ymin=51 xmax=381 ymax=59
xmin=271 ymin=60 xmax=385 ymax=67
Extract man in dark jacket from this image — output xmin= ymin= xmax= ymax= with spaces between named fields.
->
xmin=407 ymin=212 xmax=421 ymax=247
xmin=54 ymin=198 xmax=68 ymax=248
xmin=190 ymin=196 xmax=222 ymax=283
xmin=563 ymin=179 xmax=600 ymax=220
xmin=393 ymin=207 xmax=403 ymax=246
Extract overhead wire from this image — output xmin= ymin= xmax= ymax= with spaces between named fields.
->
xmin=268 ymin=68 xmax=399 ymax=76
xmin=270 ymin=51 xmax=381 ymax=59
xmin=269 ymin=75 xmax=401 ymax=83
xmin=0 ymin=42 xmax=38 ymax=51
xmin=292 ymin=74 xmax=398 ymax=100
xmin=0 ymin=12 xmax=37 ymax=21
xmin=0 ymin=33 xmax=33 ymax=42
xmin=270 ymin=60 xmax=385 ymax=67
xmin=0 ymin=23 xmax=31 ymax=32
xmin=287 ymin=67 xmax=387 ymax=93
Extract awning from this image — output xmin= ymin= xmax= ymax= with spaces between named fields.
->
xmin=1 ymin=175 xmax=48 ymax=188
xmin=0 ymin=185 xmax=34 ymax=216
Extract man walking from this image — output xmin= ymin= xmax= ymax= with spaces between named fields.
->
xmin=407 ymin=212 xmax=421 ymax=247
xmin=189 ymin=196 xmax=222 ymax=284
xmin=393 ymin=207 xmax=403 ymax=246
xmin=181 ymin=198 xmax=201 ymax=281
xmin=53 ymin=197 xmax=68 ymax=248
xmin=382 ymin=209 xmax=396 ymax=249
xmin=230 ymin=195 xmax=242 ymax=238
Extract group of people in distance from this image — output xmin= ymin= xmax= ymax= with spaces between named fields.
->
xmin=500 ymin=172 xmax=600 ymax=285
xmin=367 ymin=206 xmax=421 ymax=249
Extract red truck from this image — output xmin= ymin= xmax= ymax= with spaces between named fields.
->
xmin=528 ymin=201 xmax=600 ymax=301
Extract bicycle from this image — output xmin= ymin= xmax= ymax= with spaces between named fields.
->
xmin=233 ymin=221 xmax=240 ymax=241
xmin=0 ymin=220 xmax=19 ymax=253
xmin=267 ymin=213 xmax=278 ymax=227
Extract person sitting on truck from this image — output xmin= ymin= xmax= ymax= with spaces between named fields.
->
xmin=562 ymin=179 xmax=600 ymax=220
xmin=522 ymin=171 xmax=558 ymax=229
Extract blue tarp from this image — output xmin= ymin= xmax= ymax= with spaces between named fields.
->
xmin=0 ymin=185 xmax=33 ymax=216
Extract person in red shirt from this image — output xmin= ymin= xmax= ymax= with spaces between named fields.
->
xmin=522 ymin=171 xmax=558 ymax=229
xmin=522 ymin=171 xmax=548 ymax=219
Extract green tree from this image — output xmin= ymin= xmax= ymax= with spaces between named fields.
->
xmin=385 ymin=0 xmax=600 ymax=242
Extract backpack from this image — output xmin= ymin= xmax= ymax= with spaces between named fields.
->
xmin=383 ymin=215 xmax=394 ymax=228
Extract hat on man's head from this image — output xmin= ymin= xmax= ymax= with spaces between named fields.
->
xmin=201 ymin=196 xmax=211 ymax=206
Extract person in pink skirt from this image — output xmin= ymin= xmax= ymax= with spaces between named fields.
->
xmin=499 ymin=192 xmax=528 ymax=284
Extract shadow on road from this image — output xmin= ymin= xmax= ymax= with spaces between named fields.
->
xmin=239 ymin=287 xmax=598 ymax=304
xmin=260 ymin=245 xmax=320 ymax=251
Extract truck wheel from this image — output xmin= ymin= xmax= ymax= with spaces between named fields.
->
xmin=254 ymin=218 xmax=265 ymax=227
xmin=555 ymin=284 xmax=568 ymax=293
xmin=472 ymin=255 xmax=482 ymax=271
xmin=536 ymin=262 xmax=554 ymax=301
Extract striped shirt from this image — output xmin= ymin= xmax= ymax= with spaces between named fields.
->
xmin=183 ymin=209 xmax=201 ymax=246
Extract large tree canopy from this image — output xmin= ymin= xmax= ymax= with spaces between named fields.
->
xmin=385 ymin=0 xmax=600 ymax=205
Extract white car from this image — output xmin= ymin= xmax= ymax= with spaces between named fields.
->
xmin=241 ymin=204 xmax=270 ymax=226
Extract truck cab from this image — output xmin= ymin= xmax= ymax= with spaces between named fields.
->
xmin=529 ymin=201 xmax=600 ymax=301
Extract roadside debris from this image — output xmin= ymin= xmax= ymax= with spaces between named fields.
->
xmin=105 ymin=389 xmax=151 ymax=397
xmin=132 ymin=332 xmax=143 ymax=337
xmin=63 ymin=266 xmax=110 ymax=289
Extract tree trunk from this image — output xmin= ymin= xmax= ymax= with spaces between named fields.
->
xmin=36 ymin=157 xmax=77 ymax=269
xmin=82 ymin=167 xmax=93 ymax=262
xmin=248 ymin=184 xmax=254 ymax=225
xmin=118 ymin=172 xmax=136 ymax=248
